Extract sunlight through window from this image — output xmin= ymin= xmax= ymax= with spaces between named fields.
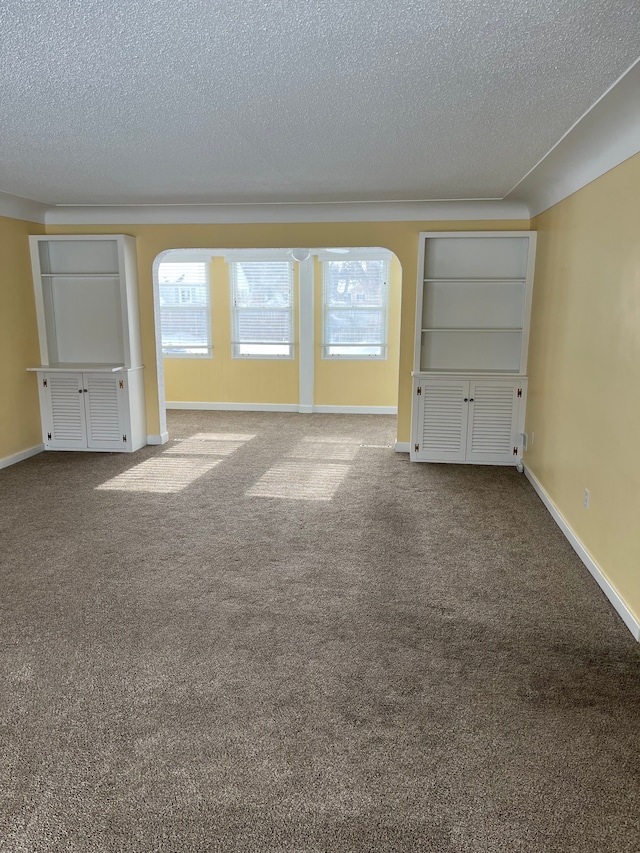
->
xmin=289 ymin=436 xmax=362 ymax=461
xmin=96 ymin=457 xmax=222 ymax=493
xmin=164 ymin=435 xmax=254 ymax=456
xmin=246 ymin=460 xmax=350 ymax=501
xmin=95 ymin=432 xmax=256 ymax=494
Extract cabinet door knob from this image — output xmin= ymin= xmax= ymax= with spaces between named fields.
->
xmin=463 ymin=397 xmax=468 ymax=402
xmin=469 ymin=398 xmax=474 ymax=402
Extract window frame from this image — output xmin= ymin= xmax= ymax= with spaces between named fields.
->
xmin=321 ymin=254 xmax=390 ymax=360
xmin=158 ymin=258 xmax=212 ymax=359
xmin=229 ymin=257 xmax=295 ymax=360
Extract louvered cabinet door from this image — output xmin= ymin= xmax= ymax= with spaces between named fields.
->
xmin=43 ymin=372 xmax=87 ymax=448
xmin=84 ymin=373 xmax=129 ymax=451
xmin=465 ymin=381 xmax=520 ymax=464
xmin=413 ymin=379 xmax=468 ymax=461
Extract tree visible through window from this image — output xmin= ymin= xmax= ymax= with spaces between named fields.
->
xmin=158 ymin=261 xmax=211 ymax=357
xmin=322 ymin=258 xmax=389 ymax=358
xmin=230 ymin=261 xmax=294 ymax=358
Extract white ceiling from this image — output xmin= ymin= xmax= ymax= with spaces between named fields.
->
xmin=1 ymin=0 xmax=639 ymax=206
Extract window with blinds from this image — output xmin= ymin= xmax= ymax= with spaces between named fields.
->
xmin=158 ymin=261 xmax=212 ymax=357
xmin=322 ymin=258 xmax=389 ymax=358
xmin=230 ymin=261 xmax=294 ymax=358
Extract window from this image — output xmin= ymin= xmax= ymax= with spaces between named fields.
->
xmin=322 ymin=257 xmax=389 ymax=358
xmin=230 ymin=260 xmax=294 ymax=358
xmin=158 ymin=261 xmax=211 ymax=357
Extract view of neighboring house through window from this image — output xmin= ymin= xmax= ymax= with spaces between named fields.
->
xmin=230 ymin=260 xmax=294 ymax=358
xmin=158 ymin=261 xmax=211 ymax=357
xmin=322 ymin=256 xmax=389 ymax=358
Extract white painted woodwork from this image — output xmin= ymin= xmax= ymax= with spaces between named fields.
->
xmin=411 ymin=231 xmax=535 ymax=466
xmin=465 ymin=381 xmax=520 ymax=463
xmin=29 ymin=235 xmax=146 ymax=453
xmin=29 ymin=234 xmax=142 ymax=371
xmin=414 ymin=379 xmax=468 ymax=462
xmin=38 ymin=370 xmax=145 ymax=452
xmin=411 ymin=377 xmax=526 ymax=465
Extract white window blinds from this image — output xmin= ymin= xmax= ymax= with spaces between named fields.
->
xmin=158 ymin=261 xmax=211 ymax=357
xmin=230 ymin=261 xmax=294 ymax=358
xmin=322 ymin=258 xmax=389 ymax=358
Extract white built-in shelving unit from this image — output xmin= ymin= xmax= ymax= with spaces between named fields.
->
xmin=411 ymin=231 xmax=536 ymax=466
xmin=28 ymin=235 xmax=147 ymax=452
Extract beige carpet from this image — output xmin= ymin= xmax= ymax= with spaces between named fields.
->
xmin=1 ymin=411 xmax=639 ymax=852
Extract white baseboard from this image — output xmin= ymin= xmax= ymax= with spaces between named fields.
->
xmin=394 ymin=441 xmax=411 ymax=453
xmin=147 ymin=432 xmax=169 ymax=445
xmin=166 ymin=401 xmax=299 ymax=412
xmin=0 ymin=444 xmax=44 ymax=470
xmin=312 ymin=405 xmax=397 ymax=415
xmin=525 ymin=466 xmax=640 ymax=642
xmin=166 ymin=402 xmax=397 ymax=415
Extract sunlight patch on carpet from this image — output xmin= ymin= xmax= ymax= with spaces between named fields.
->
xmin=289 ymin=436 xmax=363 ymax=461
xmin=246 ymin=460 xmax=350 ymax=501
xmin=165 ymin=436 xmax=253 ymax=456
xmin=95 ymin=457 xmax=222 ymax=493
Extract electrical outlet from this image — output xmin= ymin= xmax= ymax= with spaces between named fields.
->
xmin=530 ymin=431 xmax=534 ymax=446
xmin=584 ymin=489 xmax=590 ymax=509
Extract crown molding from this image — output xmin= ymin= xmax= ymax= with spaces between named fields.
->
xmin=44 ymin=199 xmax=530 ymax=226
xmin=0 ymin=191 xmax=49 ymax=223
xmin=506 ymin=58 xmax=640 ymax=218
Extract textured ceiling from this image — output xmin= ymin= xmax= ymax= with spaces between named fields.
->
xmin=1 ymin=0 xmax=639 ymax=205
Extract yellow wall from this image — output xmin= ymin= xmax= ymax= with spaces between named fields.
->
xmin=313 ymin=254 xmax=401 ymax=407
xmin=164 ymin=257 xmax=300 ymax=405
xmin=0 ymin=216 xmax=45 ymax=461
xmin=46 ymin=221 xmax=528 ymax=442
xmin=526 ymin=151 xmax=640 ymax=623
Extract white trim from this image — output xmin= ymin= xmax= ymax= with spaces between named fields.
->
xmin=0 ymin=191 xmax=49 ymax=223
xmin=165 ymin=401 xmax=397 ymax=415
xmin=44 ymin=200 xmax=530 ymax=226
xmin=147 ymin=432 xmax=169 ymax=445
xmin=223 ymin=248 xmax=297 ymax=262
xmin=525 ymin=466 xmax=640 ymax=642
xmin=0 ymin=444 xmax=44 ymax=469
xmin=507 ymin=58 xmax=640 ymax=217
xmin=166 ymin=401 xmax=300 ymax=412
xmin=312 ymin=405 xmax=397 ymax=415
xmin=394 ymin=441 xmax=410 ymax=453
xmin=298 ymin=255 xmax=314 ymax=411
xmin=316 ymin=248 xmax=393 ymax=261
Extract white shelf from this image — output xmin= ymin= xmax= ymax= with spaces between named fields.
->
xmin=30 ymin=235 xmax=142 ymax=370
xmin=415 ymin=232 xmax=536 ymax=376
xmin=415 ymin=368 xmax=523 ymax=375
xmin=27 ymin=363 xmax=126 ymax=373
xmin=421 ymin=327 xmax=522 ymax=333
xmin=40 ymin=272 xmax=119 ymax=278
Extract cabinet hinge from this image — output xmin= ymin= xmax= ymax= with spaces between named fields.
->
xmin=414 ymin=443 xmax=420 ymax=453
xmin=122 ymin=434 xmax=127 ymax=443
xmin=416 ymin=386 xmax=422 ymax=396
xmin=517 ymin=388 xmax=522 ymax=397
xmin=513 ymin=446 xmax=518 ymax=455
xmin=47 ymin=432 xmax=51 ymax=440
xmin=42 ymin=378 xmax=47 ymax=388
xmin=119 ymin=380 xmax=124 ymax=389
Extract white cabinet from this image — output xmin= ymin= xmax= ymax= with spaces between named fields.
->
xmin=37 ymin=369 xmax=145 ymax=451
xmin=411 ymin=377 xmax=526 ymax=465
xmin=411 ymin=231 xmax=536 ymax=466
xmin=28 ymin=235 xmax=146 ymax=453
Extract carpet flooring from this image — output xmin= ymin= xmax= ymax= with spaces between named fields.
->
xmin=1 ymin=411 xmax=639 ymax=852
